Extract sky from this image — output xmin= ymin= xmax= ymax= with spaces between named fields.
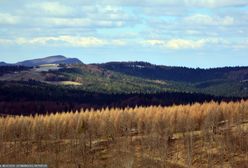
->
xmin=0 ymin=0 xmax=247 ymax=68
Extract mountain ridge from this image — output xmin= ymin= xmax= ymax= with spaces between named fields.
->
xmin=0 ymin=62 xmax=8 ymax=66
xmin=0 ymin=55 xmax=82 ymax=67
xmin=1 ymin=56 xmax=247 ymax=69
xmin=97 ymin=62 xmax=248 ymax=83
xmin=16 ymin=55 xmax=82 ymax=66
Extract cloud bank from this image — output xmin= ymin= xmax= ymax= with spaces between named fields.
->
xmin=0 ymin=0 xmax=247 ymax=67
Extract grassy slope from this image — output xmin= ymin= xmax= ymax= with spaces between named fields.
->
xmin=59 ymin=64 xmax=248 ymax=97
xmin=61 ymin=64 xmax=182 ymax=93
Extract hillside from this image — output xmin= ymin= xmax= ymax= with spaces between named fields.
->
xmin=98 ymin=62 xmax=248 ymax=82
xmin=0 ymin=64 xmax=177 ymax=93
xmin=97 ymin=62 xmax=248 ymax=97
xmin=0 ymin=56 xmax=248 ymax=98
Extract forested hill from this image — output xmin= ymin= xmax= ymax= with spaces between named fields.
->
xmin=97 ymin=62 xmax=248 ymax=83
xmin=96 ymin=62 xmax=248 ymax=97
xmin=0 ymin=60 xmax=248 ymax=97
xmin=0 ymin=80 xmax=243 ymax=115
xmin=0 ymin=56 xmax=248 ymax=115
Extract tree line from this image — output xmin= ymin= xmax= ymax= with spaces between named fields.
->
xmin=0 ymin=80 xmax=245 ymax=115
xmin=0 ymin=66 xmax=31 ymax=76
xmin=99 ymin=62 xmax=248 ymax=83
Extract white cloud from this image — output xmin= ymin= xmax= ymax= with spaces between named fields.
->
xmin=2 ymin=36 xmax=127 ymax=47
xmin=0 ymin=13 xmax=19 ymax=25
xmin=187 ymin=0 xmax=248 ymax=8
xmin=27 ymin=2 xmax=73 ymax=16
xmin=0 ymin=38 xmax=13 ymax=45
xmin=142 ymin=38 xmax=225 ymax=49
xmin=57 ymin=36 xmax=108 ymax=47
xmin=111 ymin=39 xmax=127 ymax=46
xmin=39 ymin=17 xmax=126 ymax=28
xmin=184 ymin=14 xmax=234 ymax=26
xmin=99 ymin=0 xmax=248 ymax=8
xmin=166 ymin=39 xmax=205 ymax=49
xmin=233 ymin=39 xmax=248 ymax=49
xmin=14 ymin=4 xmax=136 ymax=29
xmin=43 ymin=18 xmax=92 ymax=27
xmin=0 ymin=0 xmax=247 ymax=54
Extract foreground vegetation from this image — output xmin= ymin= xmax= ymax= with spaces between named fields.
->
xmin=0 ymin=100 xmax=248 ymax=167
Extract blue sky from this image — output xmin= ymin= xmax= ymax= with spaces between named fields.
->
xmin=0 ymin=0 xmax=247 ymax=68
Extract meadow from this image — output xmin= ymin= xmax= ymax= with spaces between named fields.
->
xmin=0 ymin=100 xmax=248 ymax=168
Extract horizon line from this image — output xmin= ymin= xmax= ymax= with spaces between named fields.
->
xmin=1 ymin=54 xmax=248 ymax=69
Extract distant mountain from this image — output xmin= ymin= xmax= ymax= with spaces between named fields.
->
xmin=16 ymin=55 xmax=82 ymax=67
xmin=0 ymin=62 xmax=8 ymax=66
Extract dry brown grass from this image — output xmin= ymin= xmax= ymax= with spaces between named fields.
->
xmin=0 ymin=100 xmax=248 ymax=167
